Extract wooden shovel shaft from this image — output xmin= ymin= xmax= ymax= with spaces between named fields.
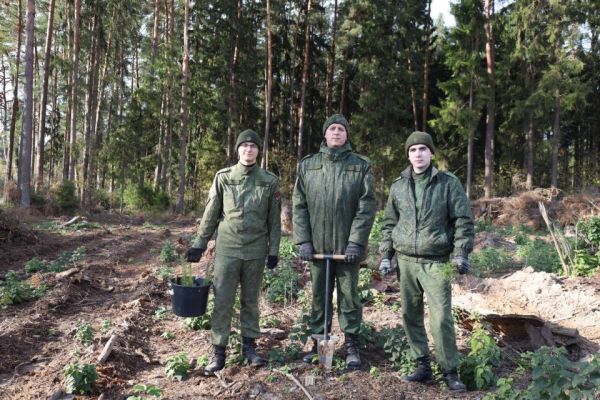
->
xmin=312 ymin=254 xmax=345 ymax=261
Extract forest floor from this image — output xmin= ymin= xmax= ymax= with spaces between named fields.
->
xmin=1 ymin=208 xmax=600 ymax=400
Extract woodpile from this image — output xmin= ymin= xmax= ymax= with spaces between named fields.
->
xmin=0 ymin=210 xmax=38 ymax=244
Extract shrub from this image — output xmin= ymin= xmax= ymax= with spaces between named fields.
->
xmin=63 ymin=362 xmax=97 ymax=395
xmin=52 ymin=181 xmax=79 ymax=211
xmin=0 ymin=270 xmax=46 ymax=306
xmin=24 ymin=257 xmax=46 ymax=273
xmin=459 ymin=324 xmax=502 ymax=390
xmin=262 ymin=261 xmax=299 ymax=304
xmin=164 ymin=353 xmax=190 ymax=381
xmin=470 ymin=248 xmax=514 ymax=275
xmin=377 ymin=326 xmax=413 ymax=374
xmin=127 ymin=383 xmax=161 ymax=400
xmin=75 ymin=321 xmax=94 ymax=345
xmin=516 ymin=239 xmax=562 ymax=273
xmin=124 ymin=184 xmax=169 ymax=211
xmin=159 ymin=241 xmax=177 ymax=264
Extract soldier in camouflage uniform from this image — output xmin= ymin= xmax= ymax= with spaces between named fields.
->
xmin=293 ymin=114 xmax=376 ymax=370
xmin=186 ymin=129 xmax=281 ymax=373
xmin=378 ymin=131 xmax=474 ymax=391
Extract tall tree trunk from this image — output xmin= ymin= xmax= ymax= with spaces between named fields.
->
xmin=550 ymin=93 xmax=561 ymax=198
xmin=176 ymin=0 xmax=190 ymax=213
xmin=466 ymin=75 xmax=475 ymax=199
xmin=19 ymin=0 xmax=35 ymax=208
xmin=325 ymin=0 xmax=338 ymax=116
xmin=151 ymin=0 xmax=161 ymax=60
xmin=483 ymin=0 xmax=495 ymax=199
xmin=67 ymin=0 xmax=81 ymax=182
xmin=82 ymin=13 xmax=99 ymax=206
xmin=1 ymin=55 xmax=8 ymax=164
xmin=297 ymin=0 xmax=312 ymax=160
xmin=262 ymin=0 xmax=273 ymax=169
xmin=525 ymin=114 xmax=534 ymax=190
xmin=36 ymin=0 xmax=55 ymax=189
xmin=7 ymin=0 xmax=22 ymax=183
xmin=407 ymin=58 xmax=419 ymax=131
xmin=226 ymin=0 xmax=241 ymax=164
xmin=421 ymin=0 xmax=431 ymax=132
xmin=154 ymin=90 xmax=166 ymax=190
xmin=49 ymin=66 xmax=58 ymax=183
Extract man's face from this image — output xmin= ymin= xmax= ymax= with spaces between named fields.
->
xmin=238 ymin=142 xmax=259 ymax=165
xmin=408 ymin=144 xmax=432 ymax=173
xmin=324 ymin=123 xmax=347 ymax=148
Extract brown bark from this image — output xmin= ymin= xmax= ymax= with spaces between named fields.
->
xmin=226 ymin=0 xmax=241 ymax=164
xmin=297 ymin=0 xmax=312 ymax=160
xmin=67 ymin=0 xmax=81 ymax=182
xmin=262 ymin=0 xmax=273 ymax=169
xmin=484 ymin=0 xmax=496 ymax=199
xmin=550 ymin=93 xmax=561 ymax=198
xmin=151 ymin=0 xmax=161 ymax=60
xmin=407 ymin=58 xmax=419 ymax=132
xmin=325 ymin=0 xmax=338 ymax=116
xmin=176 ymin=0 xmax=190 ymax=213
xmin=82 ymin=13 xmax=99 ymax=206
xmin=19 ymin=0 xmax=35 ymax=207
xmin=36 ymin=0 xmax=55 ymax=189
xmin=1 ymin=55 xmax=8 ymax=160
xmin=7 ymin=0 xmax=22 ymax=183
xmin=422 ymin=0 xmax=431 ymax=132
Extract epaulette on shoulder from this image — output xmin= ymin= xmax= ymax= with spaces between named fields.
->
xmin=440 ymin=170 xmax=460 ymax=181
xmin=392 ymin=175 xmax=404 ymax=183
xmin=263 ymin=169 xmax=279 ymax=179
xmin=353 ymin=153 xmax=372 ymax=164
xmin=300 ymin=153 xmax=317 ymax=162
xmin=216 ymin=167 xmax=232 ymax=175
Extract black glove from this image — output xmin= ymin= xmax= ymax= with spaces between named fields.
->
xmin=266 ymin=255 xmax=279 ymax=270
xmin=452 ymin=255 xmax=469 ymax=274
xmin=344 ymin=242 xmax=362 ymax=264
xmin=186 ymin=247 xmax=204 ymax=263
xmin=299 ymin=242 xmax=315 ymax=261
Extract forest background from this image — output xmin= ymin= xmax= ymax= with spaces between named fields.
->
xmin=0 ymin=0 xmax=598 ymax=213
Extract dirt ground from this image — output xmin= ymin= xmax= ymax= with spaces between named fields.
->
xmin=1 ymin=211 xmax=599 ymax=400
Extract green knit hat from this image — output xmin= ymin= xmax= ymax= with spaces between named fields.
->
xmin=322 ymin=114 xmax=350 ymax=136
xmin=405 ymin=131 xmax=435 ymax=155
xmin=235 ymin=129 xmax=262 ymax=150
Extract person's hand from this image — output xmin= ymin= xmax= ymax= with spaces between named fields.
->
xmin=452 ymin=255 xmax=469 ymax=274
xmin=344 ymin=242 xmax=362 ymax=264
xmin=379 ymin=258 xmax=392 ymax=275
xmin=266 ymin=255 xmax=279 ymax=270
xmin=186 ymin=247 xmax=204 ymax=263
xmin=299 ymin=242 xmax=315 ymax=261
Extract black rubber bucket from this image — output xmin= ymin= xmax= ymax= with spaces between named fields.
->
xmin=170 ymin=276 xmax=211 ymax=317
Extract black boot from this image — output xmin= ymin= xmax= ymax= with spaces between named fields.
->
xmin=443 ymin=370 xmax=466 ymax=391
xmin=302 ymin=339 xmax=318 ymax=364
xmin=242 ymin=337 xmax=266 ymax=367
xmin=205 ymin=345 xmax=226 ymax=374
xmin=345 ymin=334 xmax=361 ymax=370
xmin=401 ymin=356 xmax=433 ymax=383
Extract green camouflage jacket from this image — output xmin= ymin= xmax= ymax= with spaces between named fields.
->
xmin=380 ymin=165 xmax=474 ymax=262
xmin=292 ymin=142 xmax=376 ymax=254
xmin=192 ymin=162 xmax=281 ymax=259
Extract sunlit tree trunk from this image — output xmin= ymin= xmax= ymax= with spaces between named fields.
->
xmin=176 ymin=0 xmax=190 ymax=213
xmin=483 ymin=0 xmax=496 ymax=198
xmin=67 ymin=0 xmax=81 ymax=182
xmin=7 ymin=0 xmax=22 ymax=183
xmin=19 ymin=0 xmax=35 ymax=208
xmin=297 ymin=0 xmax=312 ymax=160
xmin=422 ymin=0 xmax=431 ymax=132
xmin=262 ymin=0 xmax=273 ymax=169
xmin=325 ymin=0 xmax=338 ymax=116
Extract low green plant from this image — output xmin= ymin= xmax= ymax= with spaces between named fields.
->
xmin=571 ymin=249 xmax=600 ymax=277
xmin=155 ymin=265 xmax=174 ymax=281
xmin=159 ymin=241 xmax=178 ymax=264
xmin=262 ymin=261 xmax=299 ymax=304
xmin=127 ymin=383 xmax=161 ymax=400
xmin=47 ymin=247 xmax=86 ymax=272
xmin=332 ymin=355 xmax=346 ymax=371
xmin=53 ymin=181 xmax=79 ymax=211
xmin=289 ymin=309 xmax=312 ymax=346
xmin=458 ymin=324 xmax=502 ymax=390
xmin=357 ymin=267 xmax=373 ymax=303
xmin=164 ymin=353 xmax=190 ymax=381
xmin=377 ymin=326 xmax=413 ymax=374
xmin=153 ymin=307 xmax=170 ymax=321
xmin=370 ymin=366 xmax=380 ymax=378
xmin=179 ymin=263 xmax=195 ymax=287
xmin=260 ymin=315 xmax=280 ymax=328
xmin=48 ymin=328 xmax=59 ymax=337
xmin=75 ymin=321 xmax=94 ymax=345
xmin=24 ymin=257 xmax=46 ymax=273
xmin=516 ymin=239 xmax=562 ymax=273
xmin=100 ymin=319 xmax=111 ymax=334
xmin=470 ymin=247 xmax=514 ymax=275
xmin=0 ymin=270 xmax=46 ymax=306
xmin=265 ymin=374 xmax=279 ymax=383
xmin=197 ymin=354 xmax=209 ymax=368
xmin=161 ymin=331 xmax=174 ymax=340
xmin=63 ymin=362 xmax=97 ymax=394
xmin=279 ymin=236 xmax=297 ymax=259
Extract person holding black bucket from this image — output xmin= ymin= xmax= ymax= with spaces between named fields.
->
xmin=378 ymin=131 xmax=474 ymax=391
xmin=292 ymin=114 xmax=376 ymax=370
xmin=186 ymin=129 xmax=281 ymax=374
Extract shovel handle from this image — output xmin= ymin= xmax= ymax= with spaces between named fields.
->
xmin=312 ymin=254 xmax=345 ymax=261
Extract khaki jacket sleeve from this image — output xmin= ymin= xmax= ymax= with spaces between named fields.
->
xmin=348 ymin=165 xmax=377 ymax=247
xmin=192 ymin=174 xmax=223 ymax=249
xmin=267 ymin=180 xmax=282 ymax=256
xmin=292 ymin=165 xmax=312 ymax=245
xmin=379 ymin=189 xmax=398 ymax=255
xmin=448 ymin=179 xmax=474 ymax=257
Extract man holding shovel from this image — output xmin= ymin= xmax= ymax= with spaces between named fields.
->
xmin=378 ymin=131 xmax=474 ymax=391
xmin=186 ymin=129 xmax=281 ymax=373
xmin=293 ymin=114 xmax=376 ymax=370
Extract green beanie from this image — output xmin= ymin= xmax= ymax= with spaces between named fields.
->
xmin=235 ymin=129 xmax=262 ymax=150
xmin=322 ymin=114 xmax=350 ymax=136
xmin=405 ymin=131 xmax=435 ymax=155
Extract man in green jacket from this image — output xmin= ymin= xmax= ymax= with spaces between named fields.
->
xmin=378 ymin=131 xmax=473 ymax=391
xmin=186 ymin=129 xmax=281 ymax=374
xmin=293 ymin=114 xmax=376 ymax=370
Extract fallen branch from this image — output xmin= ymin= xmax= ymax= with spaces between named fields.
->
xmin=97 ymin=335 xmax=118 ymax=363
xmin=274 ymin=369 xmax=314 ymax=400
xmin=61 ymin=216 xmax=83 ymax=227
xmin=214 ymin=371 xmax=233 ymax=389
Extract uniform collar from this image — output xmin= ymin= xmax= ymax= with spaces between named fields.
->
xmin=233 ymin=162 xmax=258 ymax=177
xmin=319 ymin=141 xmax=352 ymax=161
xmin=401 ymin=164 xmax=438 ymax=179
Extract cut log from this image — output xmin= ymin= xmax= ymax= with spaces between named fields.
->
xmin=97 ymin=334 xmax=118 ymax=363
xmin=61 ymin=216 xmax=82 ymax=227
